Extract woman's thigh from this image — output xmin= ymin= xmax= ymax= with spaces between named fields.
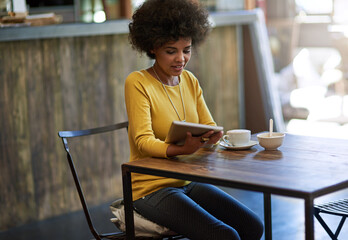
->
xmin=133 ymin=186 xmax=241 ymax=240
xmin=187 ymin=182 xmax=264 ymax=240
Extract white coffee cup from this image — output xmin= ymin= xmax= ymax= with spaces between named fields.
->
xmin=222 ymin=129 xmax=251 ymax=146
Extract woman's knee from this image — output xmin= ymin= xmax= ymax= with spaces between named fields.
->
xmin=200 ymin=225 xmax=241 ymax=240
xmin=246 ymin=215 xmax=264 ymax=240
xmin=254 ymin=218 xmax=264 ymax=239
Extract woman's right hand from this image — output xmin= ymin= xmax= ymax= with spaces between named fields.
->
xmin=167 ymin=131 xmax=219 ymax=157
xmin=181 ymin=131 xmax=208 ymax=154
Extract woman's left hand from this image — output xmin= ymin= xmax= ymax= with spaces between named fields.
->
xmin=166 ymin=130 xmax=223 ymax=157
xmin=203 ymin=130 xmax=223 ymax=145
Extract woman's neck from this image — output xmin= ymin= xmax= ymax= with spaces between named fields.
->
xmin=151 ymin=65 xmax=179 ymax=86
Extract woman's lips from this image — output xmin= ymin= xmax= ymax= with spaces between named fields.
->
xmin=172 ymin=65 xmax=184 ymax=71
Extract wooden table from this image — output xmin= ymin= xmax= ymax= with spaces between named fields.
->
xmin=122 ymin=133 xmax=348 ymax=240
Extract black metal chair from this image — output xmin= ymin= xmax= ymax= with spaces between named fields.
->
xmin=58 ymin=121 xmax=184 ymax=240
xmin=314 ymin=199 xmax=348 ymax=240
xmin=58 ymin=122 xmax=129 ymax=240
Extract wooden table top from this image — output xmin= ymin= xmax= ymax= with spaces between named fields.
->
xmin=124 ymin=133 xmax=348 ymax=199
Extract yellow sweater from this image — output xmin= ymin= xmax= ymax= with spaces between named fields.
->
xmin=124 ymin=69 xmax=216 ymax=200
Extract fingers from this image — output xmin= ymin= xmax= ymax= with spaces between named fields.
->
xmin=182 ymin=130 xmax=225 ymax=154
xmin=186 ymin=132 xmax=209 ymax=145
xmin=202 ymin=130 xmax=214 ymax=138
xmin=205 ymin=131 xmax=223 ymax=144
xmin=186 ymin=130 xmax=223 ymax=146
xmin=198 ymin=130 xmax=212 ymax=143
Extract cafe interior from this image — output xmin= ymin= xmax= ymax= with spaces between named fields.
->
xmin=1 ymin=0 xmax=348 ymax=239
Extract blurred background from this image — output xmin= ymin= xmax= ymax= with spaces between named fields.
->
xmin=266 ymin=0 xmax=348 ymax=140
xmin=1 ymin=0 xmax=348 ymax=239
xmin=4 ymin=0 xmax=348 ymax=139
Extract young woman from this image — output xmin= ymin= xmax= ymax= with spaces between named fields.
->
xmin=124 ymin=0 xmax=264 ymax=239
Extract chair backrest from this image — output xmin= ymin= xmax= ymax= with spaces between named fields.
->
xmin=58 ymin=121 xmax=128 ymax=240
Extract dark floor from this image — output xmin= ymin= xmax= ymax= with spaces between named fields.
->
xmin=1 ymin=187 xmax=348 ymax=240
xmin=222 ymin=187 xmax=348 ymax=240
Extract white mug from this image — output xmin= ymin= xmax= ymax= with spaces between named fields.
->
xmin=222 ymin=129 xmax=251 ymax=146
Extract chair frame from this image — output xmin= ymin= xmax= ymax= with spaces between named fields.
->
xmin=58 ymin=122 xmax=129 ymax=240
xmin=314 ymin=199 xmax=348 ymax=240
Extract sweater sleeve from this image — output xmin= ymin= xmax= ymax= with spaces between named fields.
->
xmin=125 ymin=72 xmax=169 ymax=158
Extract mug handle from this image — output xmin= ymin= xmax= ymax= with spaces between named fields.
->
xmin=222 ymin=135 xmax=232 ymax=146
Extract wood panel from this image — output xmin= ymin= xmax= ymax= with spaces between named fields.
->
xmin=0 ymin=34 xmax=149 ymax=230
xmin=243 ymin=25 xmax=267 ymax=133
xmin=188 ymin=25 xmax=239 ymax=130
xmin=0 ymin=24 xmax=240 ymax=231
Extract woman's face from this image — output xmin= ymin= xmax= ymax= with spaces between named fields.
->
xmin=152 ymin=38 xmax=192 ymax=80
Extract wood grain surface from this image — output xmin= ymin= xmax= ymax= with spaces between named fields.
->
xmin=125 ymin=134 xmax=348 ymax=197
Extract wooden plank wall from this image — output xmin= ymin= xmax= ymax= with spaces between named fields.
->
xmin=0 ymin=25 xmax=239 ymax=231
xmin=188 ymin=26 xmax=240 ymax=130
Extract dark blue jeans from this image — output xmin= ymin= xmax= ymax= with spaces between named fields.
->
xmin=133 ymin=182 xmax=263 ymax=240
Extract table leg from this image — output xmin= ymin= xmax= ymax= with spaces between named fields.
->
xmin=304 ymin=197 xmax=314 ymax=240
xmin=264 ymin=193 xmax=272 ymax=240
xmin=122 ymin=165 xmax=135 ymax=240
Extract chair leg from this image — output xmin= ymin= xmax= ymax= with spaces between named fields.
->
xmin=314 ymin=211 xmax=339 ymax=240
xmin=334 ymin=216 xmax=346 ymax=238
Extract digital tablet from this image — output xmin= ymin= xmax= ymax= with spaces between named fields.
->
xmin=165 ymin=121 xmax=223 ymax=144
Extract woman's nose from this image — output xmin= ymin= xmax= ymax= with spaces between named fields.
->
xmin=175 ymin=52 xmax=185 ymax=62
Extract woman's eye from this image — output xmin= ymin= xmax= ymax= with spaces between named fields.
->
xmin=165 ymin=49 xmax=190 ymax=55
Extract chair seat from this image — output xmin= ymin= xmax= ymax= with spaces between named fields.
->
xmin=315 ymin=199 xmax=348 ymax=216
xmin=314 ymin=198 xmax=348 ymax=239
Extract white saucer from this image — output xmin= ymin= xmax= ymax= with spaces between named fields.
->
xmin=219 ymin=140 xmax=258 ymax=150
